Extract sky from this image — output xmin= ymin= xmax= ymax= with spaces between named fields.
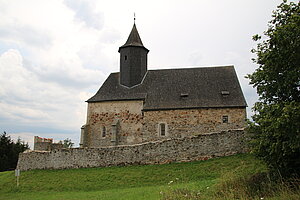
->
xmin=0 ymin=0 xmax=290 ymax=148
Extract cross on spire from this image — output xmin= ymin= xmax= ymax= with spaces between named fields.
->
xmin=134 ymin=13 xmax=136 ymax=24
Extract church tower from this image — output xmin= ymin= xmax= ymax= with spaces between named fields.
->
xmin=118 ymin=23 xmax=149 ymax=87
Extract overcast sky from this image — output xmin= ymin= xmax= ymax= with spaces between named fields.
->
xmin=0 ymin=0 xmax=290 ymax=148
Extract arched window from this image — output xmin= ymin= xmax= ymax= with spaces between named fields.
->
xmin=159 ymin=123 xmax=166 ymax=136
xmin=102 ymin=126 xmax=106 ymax=137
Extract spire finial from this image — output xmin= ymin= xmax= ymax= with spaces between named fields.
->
xmin=134 ymin=13 xmax=136 ymax=24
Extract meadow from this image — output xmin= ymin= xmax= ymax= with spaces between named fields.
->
xmin=0 ymin=154 xmax=298 ymax=200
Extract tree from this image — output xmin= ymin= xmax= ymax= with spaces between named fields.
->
xmin=63 ymin=138 xmax=74 ymax=148
xmin=0 ymin=132 xmax=29 ymax=171
xmin=247 ymin=0 xmax=300 ymax=178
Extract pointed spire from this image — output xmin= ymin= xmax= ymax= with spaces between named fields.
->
xmin=118 ymin=22 xmax=149 ymax=87
xmin=123 ymin=24 xmax=144 ymax=47
xmin=119 ymin=23 xmax=149 ymax=52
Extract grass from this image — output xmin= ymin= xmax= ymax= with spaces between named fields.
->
xmin=212 ymin=171 xmax=300 ymax=200
xmin=0 ymin=153 xmax=298 ymax=200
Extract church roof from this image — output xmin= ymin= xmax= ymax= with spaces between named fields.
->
xmin=118 ymin=24 xmax=149 ymax=52
xmin=87 ymin=66 xmax=247 ymax=110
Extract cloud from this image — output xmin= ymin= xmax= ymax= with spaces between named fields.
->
xmin=0 ymin=0 xmax=123 ymax=146
xmin=8 ymin=132 xmax=35 ymax=149
xmin=0 ymin=0 xmax=116 ymax=89
xmin=64 ymin=0 xmax=104 ymax=30
xmin=0 ymin=49 xmax=91 ymax=146
xmin=0 ymin=25 xmax=52 ymax=48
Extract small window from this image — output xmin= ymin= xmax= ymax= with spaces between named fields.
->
xmin=102 ymin=126 xmax=106 ymax=137
xmin=221 ymin=91 xmax=230 ymax=95
xmin=222 ymin=116 xmax=228 ymax=123
xmin=124 ymin=55 xmax=127 ymax=60
xmin=159 ymin=123 xmax=166 ymax=136
xmin=180 ymin=93 xmax=189 ymax=97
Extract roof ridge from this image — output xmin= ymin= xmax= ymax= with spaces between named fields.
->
xmin=109 ymin=65 xmax=234 ymax=74
xmin=146 ymin=65 xmax=234 ymax=72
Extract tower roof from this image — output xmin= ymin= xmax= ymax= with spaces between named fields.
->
xmin=119 ymin=24 xmax=149 ymax=52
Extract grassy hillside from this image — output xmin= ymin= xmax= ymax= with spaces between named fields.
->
xmin=0 ymin=154 xmax=298 ymax=200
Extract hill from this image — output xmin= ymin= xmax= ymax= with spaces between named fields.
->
xmin=0 ymin=154 xmax=298 ymax=200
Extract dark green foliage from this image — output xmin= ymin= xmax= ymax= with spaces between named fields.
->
xmin=62 ymin=138 xmax=74 ymax=148
xmin=0 ymin=132 xmax=29 ymax=172
xmin=249 ymin=1 xmax=300 ymax=103
xmin=249 ymin=102 xmax=300 ymax=178
xmin=247 ymin=0 xmax=300 ymax=178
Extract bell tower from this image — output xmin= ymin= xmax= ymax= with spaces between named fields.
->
xmin=118 ymin=23 xmax=149 ymax=87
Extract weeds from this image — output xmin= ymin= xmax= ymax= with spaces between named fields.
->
xmin=160 ymin=188 xmax=202 ymax=200
xmin=162 ymin=172 xmax=300 ymax=200
xmin=214 ymin=171 xmax=300 ymax=199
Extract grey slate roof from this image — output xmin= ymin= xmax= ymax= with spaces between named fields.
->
xmin=118 ymin=24 xmax=149 ymax=52
xmin=87 ymin=66 xmax=247 ymax=110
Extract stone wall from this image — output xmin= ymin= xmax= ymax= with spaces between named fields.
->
xmin=34 ymin=136 xmax=63 ymax=151
xmin=17 ymin=129 xmax=248 ymax=171
xmin=34 ymin=142 xmax=64 ymax=151
xmin=85 ymin=101 xmax=144 ymax=147
xmin=34 ymin=142 xmax=52 ymax=151
xmin=84 ymin=100 xmax=246 ymax=148
xmin=142 ymin=107 xmax=246 ymax=142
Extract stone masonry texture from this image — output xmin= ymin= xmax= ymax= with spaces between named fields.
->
xmin=84 ymin=101 xmax=246 ymax=147
xmin=17 ymin=129 xmax=247 ymax=171
xmin=85 ymin=101 xmax=144 ymax=147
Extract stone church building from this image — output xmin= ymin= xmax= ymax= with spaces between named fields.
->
xmin=80 ymin=23 xmax=247 ymax=148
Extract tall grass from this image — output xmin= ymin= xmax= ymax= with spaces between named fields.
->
xmin=162 ymin=171 xmax=300 ymax=200
xmin=214 ymin=171 xmax=300 ymax=200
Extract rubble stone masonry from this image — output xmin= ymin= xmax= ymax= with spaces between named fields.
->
xmin=85 ymin=101 xmax=144 ymax=147
xmin=142 ymin=107 xmax=246 ymax=142
xmin=17 ymin=129 xmax=248 ymax=171
xmin=84 ymin=101 xmax=246 ymax=147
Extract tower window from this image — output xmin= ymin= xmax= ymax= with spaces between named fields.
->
xmin=180 ymin=93 xmax=189 ymax=97
xmin=159 ymin=123 xmax=167 ymax=136
xmin=221 ymin=91 xmax=230 ymax=95
xmin=124 ymin=55 xmax=127 ymax=60
xmin=222 ymin=116 xmax=229 ymax=123
xmin=102 ymin=126 xmax=106 ymax=137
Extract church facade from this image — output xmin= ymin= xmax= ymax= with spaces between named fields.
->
xmin=80 ymin=23 xmax=247 ymax=148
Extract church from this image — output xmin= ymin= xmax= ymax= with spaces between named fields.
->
xmin=80 ymin=23 xmax=247 ymax=148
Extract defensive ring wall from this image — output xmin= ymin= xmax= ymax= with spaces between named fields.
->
xmin=17 ymin=129 xmax=248 ymax=171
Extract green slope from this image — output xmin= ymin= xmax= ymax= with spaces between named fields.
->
xmin=0 ymin=154 xmax=266 ymax=200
